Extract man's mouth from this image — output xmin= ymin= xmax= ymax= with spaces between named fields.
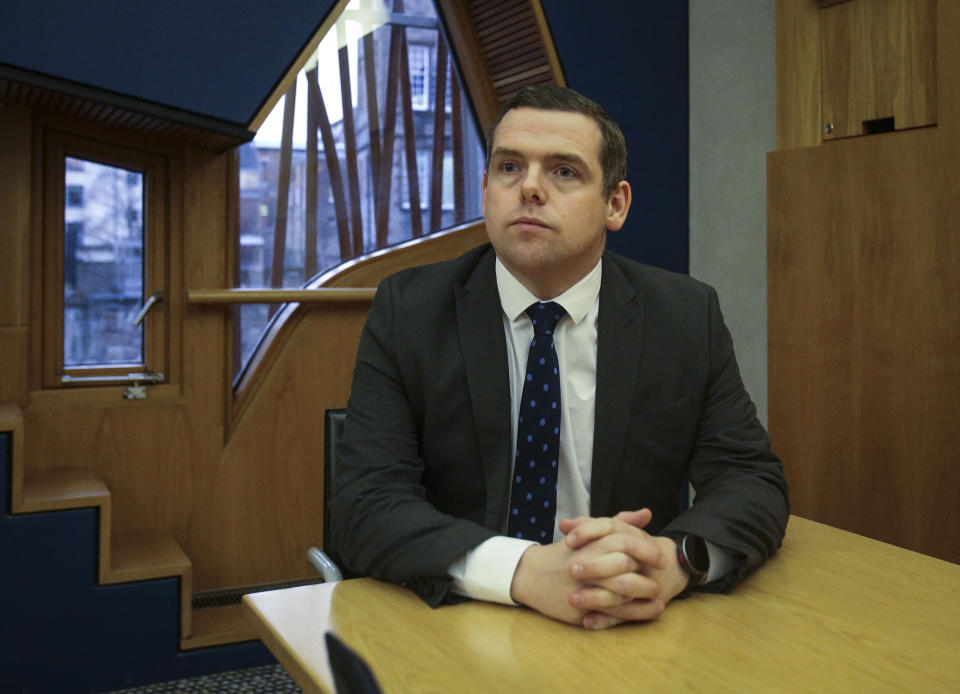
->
xmin=510 ymin=216 xmax=551 ymax=230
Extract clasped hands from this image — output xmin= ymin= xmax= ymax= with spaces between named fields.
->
xmin=509 ymin=508 xmax=690 ymax=630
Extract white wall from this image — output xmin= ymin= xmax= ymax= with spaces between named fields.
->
xmin=689 ymin=0 xmax=776 ymax=424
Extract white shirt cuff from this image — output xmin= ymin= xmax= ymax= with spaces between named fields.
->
xmin=448 ymin=536 xmax=536 ymax=605
xmin=704 ymin=539 xmax=737 ymax=583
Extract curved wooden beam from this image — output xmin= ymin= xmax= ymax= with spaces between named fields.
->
xmin=229 ymin=220 xmax=488 ymax=429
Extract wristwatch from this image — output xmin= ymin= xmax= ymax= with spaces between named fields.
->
xmin=676 ymin=534 xmax=710 ymax=587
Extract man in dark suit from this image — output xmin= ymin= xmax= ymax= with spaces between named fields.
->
xmin=330 ymin=86 xmax=788 ymax=630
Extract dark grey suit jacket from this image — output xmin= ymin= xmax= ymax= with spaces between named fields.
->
xmin=330 ymin=244 xmax=788 ymax=606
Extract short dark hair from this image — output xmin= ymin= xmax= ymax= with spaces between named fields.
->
xmin=485 ymin=85 xmax=627 ymax=197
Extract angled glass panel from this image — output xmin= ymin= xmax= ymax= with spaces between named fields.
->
xmin=234 ymin=0 xmax=486 ymax=379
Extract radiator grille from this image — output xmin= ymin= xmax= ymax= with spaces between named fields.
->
xmin=192 ymin=577 xmax=322 ymax=609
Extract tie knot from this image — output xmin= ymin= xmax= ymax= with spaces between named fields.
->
xmin=526 ymin=301 xmax=565 ymax=336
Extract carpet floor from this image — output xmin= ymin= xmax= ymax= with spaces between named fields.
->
xmin=105 ymin=664 xmax=302 ymax=693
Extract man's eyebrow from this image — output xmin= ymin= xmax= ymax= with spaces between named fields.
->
xmin=490 ymin=147 xmax=590 ymax=169
xmin=490 ymin=146 xmax=526 ymax=160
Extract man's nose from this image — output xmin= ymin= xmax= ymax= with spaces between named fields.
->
xmin=520 ymin=169 xmax=546 ymax=204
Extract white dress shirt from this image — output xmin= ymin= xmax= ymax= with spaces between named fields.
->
xmin=448 ymin=257 xmax=735 ymax=604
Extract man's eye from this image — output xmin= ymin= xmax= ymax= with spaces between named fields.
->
xmin=501 ymin=161 xmax=518 ymax=173
xmin=555 ymin=166 xmax=575 ymax=178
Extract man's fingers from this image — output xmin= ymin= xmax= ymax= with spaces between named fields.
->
xmin=568 ymin=586 xmax=631 ymax=610
xmin=558 ymin=515 xmax=591 ymax=535
xmin=570 ymin=549 xmax=641 ymax=580
xmin=569 ymin=571 xmax=660 ymax=607
xmin=592 ymin=571 xmax=661 ymax=600
xmin=560 ymin=508 xmax=652 ymax=541
xmin=564 ymin=517 xmax=618 ymax=547
xmin=581 ymin=612 xmax=623 ymax=630
xmin=580 ymin=599 xmax=666 ymax=629
xmin=564 ymin=516 xmax=659 ymax=555
xmin=569 ymin=532 xmax=664 ymax=574
xmin=612 ymin=508 xmax=652 ymax=529
xmin=595 ymin=599 xmax=666 ymax=624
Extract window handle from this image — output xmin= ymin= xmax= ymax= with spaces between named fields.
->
xmin=133 ymin=291 xmax=165 ymax=326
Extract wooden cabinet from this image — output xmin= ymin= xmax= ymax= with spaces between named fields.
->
xmin=769 ymin=0 xmax=959 ymax=564
xmin=821 ymin=0 xmax=937 ymax=139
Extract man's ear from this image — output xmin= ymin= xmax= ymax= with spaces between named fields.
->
xmin=481 ymin=169 xmax=489 ymax=216
xmin=605 ymin=181 xmax=632 ymax=232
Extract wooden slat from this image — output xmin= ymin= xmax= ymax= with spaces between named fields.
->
xmin=397 ymin=11 xmax=423 ymax=238
xmin=0 ymin=75 xmax=245 ymax=150
xmin=429 ymin=41 xmax=449 ymax=233
xmin=486 ymin=43 xmax=545 ymax=74
xmin=451 ymin=75 xmax=465 ymax=224
xmin=307 ymin=68 xmax=352 ymax=261
xmin=435 ymin=0 xmax=499 ymax=132
xmin=475 ymin=6 xmax=534 ymax=42
xmin=337 ymin=19 xmax=365 ymax=257
xmin=530 ymin=0 xmax=565 ymax=86
xmin=375 ymin=22 xmax=402 ymax=248
xmin=269 ymin=83 xmax=297 ymax=293
xmin=187 ymin=288 xmax=376 ymax=304
xmin=470 ymin=0 xmax=521 ymax=25
xmin=483 ymin=27 xmax=542 ymax=64
xmin=305 ymin=81 xmax=319 ymax=279
xmin=362 ymin=0 xmax=382 ymax=234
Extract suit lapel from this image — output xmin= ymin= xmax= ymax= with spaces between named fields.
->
xmin=454 ymin=249 xmax=514 ymax=529
xmin=591 ymin=255 xmax=646 ymax=516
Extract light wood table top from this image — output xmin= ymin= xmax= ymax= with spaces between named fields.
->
xmin=243 ymin=516 xmax=960 ymax=693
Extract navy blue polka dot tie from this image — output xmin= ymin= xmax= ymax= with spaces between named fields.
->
xmin=507 ymin=301 xmax=566 ymax=544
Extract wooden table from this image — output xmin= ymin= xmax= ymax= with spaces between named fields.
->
xmin=243 ymin=516 xmax=960 ymax=693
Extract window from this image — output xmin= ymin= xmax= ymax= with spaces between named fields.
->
xmin=232 ymin=0 xmax=486 ymax=382
xmin=408 ymin=44 xmax=430 ymax=111
xmin=42 ymin=132 xmax=168 ymax=388
xmin=66 ymin=184 xmax=84 ymax=207
xmin=63 ymin=158 xmax=144 ymax=367
xmin=401 ymin=151 xmax=455 ymax=211
xmin=401 ymin=150 xmax=430 ymax=210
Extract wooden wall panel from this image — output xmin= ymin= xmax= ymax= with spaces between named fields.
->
xmin=940 ymin=0 xmax=960 ymax=132
xmin=212 ymin=304 xmax=368 ymax=588
xmin=0 ymin=108 xmax=30 ymax=326
xmin=776 ymin=0 xmax=821 ymax=149
xmin=769 ymin=127 xmax=960 ymax=563
xmin=6 ymin=0 xmax=568 ymax=603
xmin=0 ymin=328 xmax=28 ymax=401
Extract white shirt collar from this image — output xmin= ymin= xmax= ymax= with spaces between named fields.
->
xmin=494 ymin=257 xmax=602 ymax=325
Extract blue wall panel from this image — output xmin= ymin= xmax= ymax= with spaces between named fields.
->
xmin=540 ymin=0 xmax=689 ymax=273
xmin=0 ymin=0 xmax=339 ymax=125
xmin=0 ymin=433 xmax=275 ymax=693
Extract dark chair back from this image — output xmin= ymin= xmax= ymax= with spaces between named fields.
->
xmin=323 ymin=407 xmax=347 ymax=567
xmin=325 ymin=631 xmax=384 ymax=694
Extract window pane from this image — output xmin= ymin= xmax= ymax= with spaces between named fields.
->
xmin=64 ymin=157 xmax=144 ymax=367
xmin=233 ymin=0 xmax=486 ymax=383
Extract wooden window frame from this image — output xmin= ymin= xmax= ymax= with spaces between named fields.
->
xmin=40 ymin=130 xmax=169 ymax=389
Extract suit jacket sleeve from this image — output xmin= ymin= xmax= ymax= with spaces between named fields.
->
xmin=328 ymin=271 xmax=498 ymax=606
xmin=659 ymin=284 xmax=789 ymax=591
